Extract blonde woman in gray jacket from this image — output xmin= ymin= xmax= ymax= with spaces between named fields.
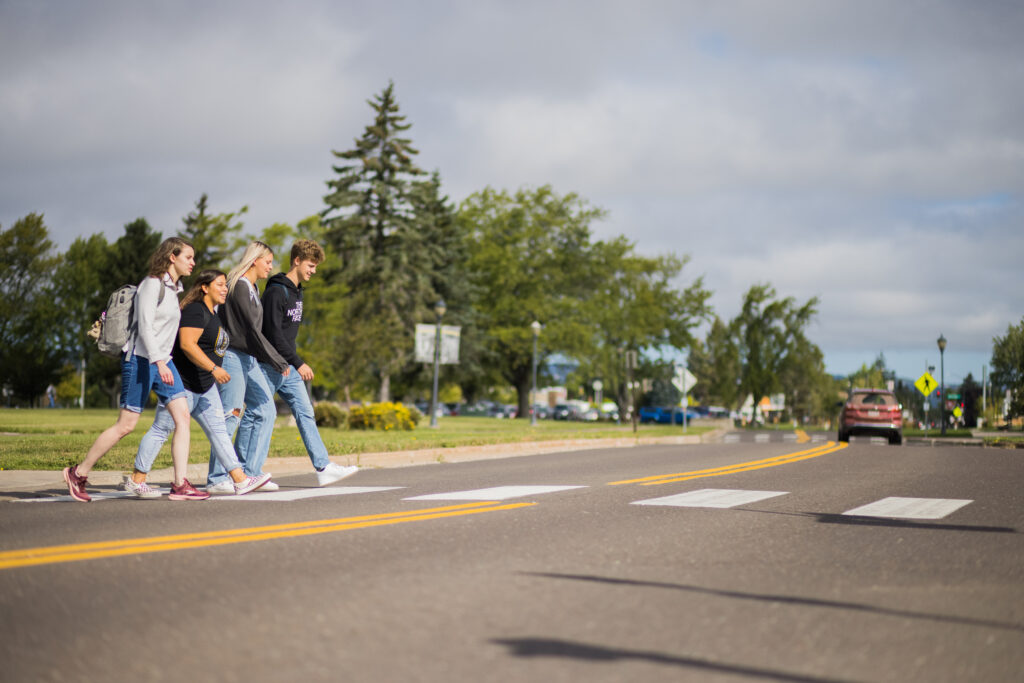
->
xmin=206 ymin=241 xmax=291 ymax=493
xmin=63 ymin=237 xmax=209 ymax=502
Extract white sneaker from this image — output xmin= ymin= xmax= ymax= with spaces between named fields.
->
xmin=123 ymin=477 xmax=162 ymax=499
xmin=317 ymin=463 xmax=359 ymax=487
xmin=234 ymin=473 xmax=272 ymax=495
xmin=205 ymin=480 xmax=235 ymax=495
xmin=257 ymin=478 xmax=279 ymax=491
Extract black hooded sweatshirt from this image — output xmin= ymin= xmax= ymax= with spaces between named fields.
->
xmin=261 ymin=272 xmax=305 ymax=369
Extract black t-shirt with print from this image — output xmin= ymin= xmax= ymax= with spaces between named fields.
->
xmin=172 ymin=301 xmax=230 ymax=394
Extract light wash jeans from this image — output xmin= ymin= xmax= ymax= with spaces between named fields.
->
xmin=134 ymin=385 xmax=243 ymax=475
xmin=208 ymin=349 xmax=276 ymax=485
xmin=260 ymin=362 xmax=330 ymax=471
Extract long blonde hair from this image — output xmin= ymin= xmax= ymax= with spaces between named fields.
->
xmin=226 ymin=241 xmax=272 ymax=293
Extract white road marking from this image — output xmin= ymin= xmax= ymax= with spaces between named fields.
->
xmin=782 ymin=433 xmax=797 ymax=442
xmin=842 ymin=497 xmax=972 ymax=519
xmin=754 ymin=433 xmax=770 ymax=443
xmin=14 ymin=486 xmax=402 ymax=504
xmin=632 ymin=488 xmax=789 ymax=509
xmin=14 ymin=491 xmax=137 ymax=503
xmin=404 ymin=485 xmax=586 ymax=501
xmin=722 ymin=434 xmax=740 ymax=443
xmin=210 ymin=486 xmax=403 ymax=502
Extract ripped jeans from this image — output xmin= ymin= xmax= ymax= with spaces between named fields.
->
xmin=134 ymin=384 xmax=243 ymax=475
xmin=207 ymin=349 xmax=277 ymax=486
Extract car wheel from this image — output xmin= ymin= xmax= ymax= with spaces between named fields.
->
xmin=889 ymin=433 xmax=902 ymax=446
xmin=838 ymin=431 xmax=849 ymax=443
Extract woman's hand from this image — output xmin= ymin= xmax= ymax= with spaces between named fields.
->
xmin=156 ymin=360 xmax=174 ymax=385
xmin=212 ymin=366 xmax=231 ymax=384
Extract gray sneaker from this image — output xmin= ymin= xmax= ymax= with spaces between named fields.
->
xmin=316 ymin=463 xmax=359 ymax=487
xmin=123 ymin=477 xmax=162 ymax=499
xmin=205 ymin=480 xmax=235 ymax=495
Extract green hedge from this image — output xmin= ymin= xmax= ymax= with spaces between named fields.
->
xmin=313 ymin=402 xmax=349 ymax=429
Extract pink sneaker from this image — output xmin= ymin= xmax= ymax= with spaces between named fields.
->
xmin=63 ymin=466 xmax=91 ymax=502
xmin=169 ymin=479 xmax=210 ymax=501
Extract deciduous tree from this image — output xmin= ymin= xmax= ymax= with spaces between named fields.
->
xmin=991 ymin=319 xmax=1024 ymax=419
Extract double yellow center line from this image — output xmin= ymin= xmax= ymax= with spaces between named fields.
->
xmin=609 ymin=441 xmax=848 ymax=487
xmin=0 ymin=501 xmax=533 ymax=571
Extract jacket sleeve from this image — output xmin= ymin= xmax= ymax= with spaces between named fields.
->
xmin=134 ymin=277 xmax=172 ymax=364
xmin=262 ymin=284 xmax=304 ymax=368
xmin=237 ymin=284 xmax=290 ymax=373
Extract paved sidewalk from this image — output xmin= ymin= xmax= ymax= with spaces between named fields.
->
xmin=0 ymin=433 xmax=712 ymax=500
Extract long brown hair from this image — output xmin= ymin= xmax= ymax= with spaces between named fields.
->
xmin=180 ymin=269 xmax=227 ymax=310
xmin=148 ymin=237 xmax=194 ymax=278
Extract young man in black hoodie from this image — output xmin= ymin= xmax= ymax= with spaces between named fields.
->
xmin=260 ymin=240 xmax=358 ymax=486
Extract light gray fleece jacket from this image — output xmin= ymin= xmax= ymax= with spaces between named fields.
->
xmin=219 ymin=278 xmax=289 ymax=373
xmin=124 ymin=273 xmax=183 ymax=364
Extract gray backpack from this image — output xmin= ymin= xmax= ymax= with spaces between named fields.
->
xmin=89 ymin=282 xmax=165 ymax=357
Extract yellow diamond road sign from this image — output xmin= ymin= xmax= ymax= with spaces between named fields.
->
xmin=915 ymin=372 xmax=937 ymax=397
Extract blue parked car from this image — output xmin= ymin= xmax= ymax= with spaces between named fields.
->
xmin=638 ymin=406 xmax=700 ymax=424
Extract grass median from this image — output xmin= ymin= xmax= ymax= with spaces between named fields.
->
xmin=0 ymin=408 xmax=711 ymax=471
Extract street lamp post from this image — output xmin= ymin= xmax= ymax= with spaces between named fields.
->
xmin=429 ymin=300 xmax=446 ymax=429
xmin=937 ymin=334 xmax=947 ymax=436
xmin=530 ymin=321 xmax=541 ymax=426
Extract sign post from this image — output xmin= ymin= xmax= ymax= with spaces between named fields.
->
xmin=672 ymin=364 xmax=697 ymax=433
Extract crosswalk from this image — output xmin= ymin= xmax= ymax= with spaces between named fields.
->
xmin=723 ymin=432 xmax=886 ymax=445
xmin=15 ymin=482 xmax=975 ymax=521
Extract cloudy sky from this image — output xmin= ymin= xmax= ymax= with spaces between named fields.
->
xmin=3 ymin=0 xmax=1022 ymax=386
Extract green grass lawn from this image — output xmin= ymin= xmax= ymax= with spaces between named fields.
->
xmin=0 ymin=408 xmax=711 ymax=471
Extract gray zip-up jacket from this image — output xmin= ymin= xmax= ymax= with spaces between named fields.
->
xmin=219 ymin=278 xmax=289 ymax=373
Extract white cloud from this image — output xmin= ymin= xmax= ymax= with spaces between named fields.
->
xmin=2 ymin=0 xmax=1022 ymax=383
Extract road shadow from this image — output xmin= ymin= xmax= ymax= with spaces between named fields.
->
xmin=491 ymin=637 xmax=852 ymax=683
xmin=743 ymin=507 xmax=1017 ymax=534
xmin=813 ymin=512 xmax=1016 ymax=534
xmin=522 ymin=572 xmax=1024 ymax=634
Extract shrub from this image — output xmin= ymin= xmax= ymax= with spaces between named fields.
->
xmin=313 ymin=402 xmax=348 ymax=429
xmin=348 ymin=402 xmax=417 ymax=431
xmin=407 ymin=404 xmax=424 ymax=426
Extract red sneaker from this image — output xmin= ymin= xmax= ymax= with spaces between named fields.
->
xmin=63 ymin=466 xmax=91 ymax=502
xmin=169 ymin=479 xmax=210 ymax=501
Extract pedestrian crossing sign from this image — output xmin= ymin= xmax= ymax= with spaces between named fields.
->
xmin=915 ymin=372 xmax=937 ymax=397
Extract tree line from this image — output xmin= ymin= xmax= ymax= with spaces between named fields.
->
xmin=4 ymin=82 xmax=1019 ymax=422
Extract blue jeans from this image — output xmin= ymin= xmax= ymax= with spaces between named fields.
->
xmin=261 ymin=363 xmax=330 ymax=471
xmin=120 ymin=354 xmax=186 ymax=413
xmin=208 ymin=349 xmax=276 ymax=485
xmin=134 ymin=385 xmax=243 ymax=475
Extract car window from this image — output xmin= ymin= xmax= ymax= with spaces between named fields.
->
xmin=852 ymin=393 xmax=896 ymax=406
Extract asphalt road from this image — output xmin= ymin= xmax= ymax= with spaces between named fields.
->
xmin=2 ymin=436 xmax=1022 ymax=682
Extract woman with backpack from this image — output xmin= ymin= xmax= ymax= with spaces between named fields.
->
xmin=204 ymin=241 xmax=291 ymax=494
xmin=124 ymin=269 xmax=272 ymax=497
xmin=63 ymin=237 xmax=209 ymax=502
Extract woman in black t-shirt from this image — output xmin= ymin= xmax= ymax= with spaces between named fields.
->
xmin=128 ymin=270 xmax=273 ymax=497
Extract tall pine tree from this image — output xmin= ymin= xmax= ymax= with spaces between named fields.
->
xmin=321 ymin=82 xmax=435 ymax=401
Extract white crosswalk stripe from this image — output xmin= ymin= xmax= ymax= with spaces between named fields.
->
xmin=404 ymin=485 xmax=586 ymax=501
xmin=210 ymin=486 xmax=403 ymax=502
xmin=842 ymin=497 xmax=972 ymax=520
xmin=633 ymin=488 xmax=789 ymax=508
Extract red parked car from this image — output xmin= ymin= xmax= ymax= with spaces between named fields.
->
xmin=838 ymin=389 xmax=903 ymax=445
